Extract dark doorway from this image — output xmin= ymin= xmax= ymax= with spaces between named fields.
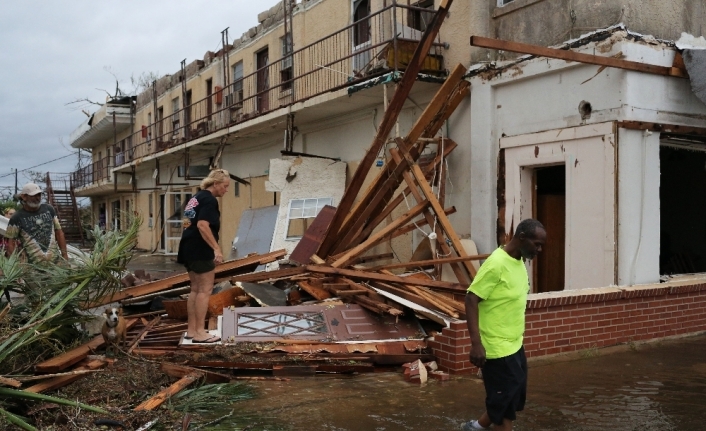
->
xmin=256 ymin=48 xmax=270 ymax=113
xmin=159 ymin=194 xmax=166 ymax=251
xmin=660 ymin=145 xmax=706 ymax=275
xmin=206 ymin=79 xmax=213 ymax=120
xmin=534 ymin=165 xmax=566 ymax=293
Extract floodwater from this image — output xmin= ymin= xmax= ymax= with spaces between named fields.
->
xmin=205 ymin=334 xmax=706 ymax=431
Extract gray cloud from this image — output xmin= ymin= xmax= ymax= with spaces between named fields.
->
xmin=0 ymin=0 xmax=280 ymax=191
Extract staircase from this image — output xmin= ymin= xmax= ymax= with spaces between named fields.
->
xmin=45 ymin=173 xmax=84 ymax=245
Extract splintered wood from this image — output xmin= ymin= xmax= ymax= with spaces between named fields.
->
xmin=227 ymin=62 xmax=477 ymax=322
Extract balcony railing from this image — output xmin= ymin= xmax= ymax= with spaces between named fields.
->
xmin=74 ymin=3 xmax=444 ymax=186
xmin=71 ymin=156 xmax=113 ymax=189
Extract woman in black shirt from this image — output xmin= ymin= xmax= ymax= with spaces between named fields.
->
xmin=177 ymin=169 xmax=230 ymax=343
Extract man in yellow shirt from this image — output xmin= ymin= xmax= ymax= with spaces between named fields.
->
xmin=462 ymin=219 xmax=546 ymax=431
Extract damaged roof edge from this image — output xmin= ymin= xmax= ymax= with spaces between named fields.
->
xmin=464 ymin=23 xmax=678 ymax=80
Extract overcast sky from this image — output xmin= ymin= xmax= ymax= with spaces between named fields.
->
xmin=0 ymin=0 xmax=280 ymax=194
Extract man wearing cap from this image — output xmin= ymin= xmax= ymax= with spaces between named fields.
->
xmin=5 ymin=183 xmax=68 ymax=264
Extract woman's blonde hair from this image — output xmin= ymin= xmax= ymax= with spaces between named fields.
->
xmin=200 ymin=169 xmax=230 ymax=190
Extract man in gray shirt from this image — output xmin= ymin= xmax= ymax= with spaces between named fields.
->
xmin=5 ymin=183 xmax=68 ymax=263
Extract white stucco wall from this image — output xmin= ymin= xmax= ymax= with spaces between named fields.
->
xmin=617 ymin=128 xmax=661 ymax=286
xmin=468 ymin=35 xmax=706 ymax=289
xmin=266 ymin=156 xmax=347 ymax=257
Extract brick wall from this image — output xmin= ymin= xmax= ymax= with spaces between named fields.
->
xmin=429 ymin=282 xmax=706 ymax=374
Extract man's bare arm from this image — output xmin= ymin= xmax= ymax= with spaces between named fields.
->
xmin=6 ymin=239 xmax=17 ymax=256
xmin=465 ymin=292 xmax=486 ymax=368
xmin=55 ymin=229 xmax=68 ymax=260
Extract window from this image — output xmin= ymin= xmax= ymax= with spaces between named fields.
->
xmin=286 ymin=197 xmax=333 ymax=239
xmin=231 ymin=61 xmax=244 ymax=106
xmin=408 ymin=0 xmax=434 ymax=32
xmin=280 ymin=35 xmax=293 ymax=91
xmin=497 ymin=0 xmax=515 ymax=6
xmin=234 ymin=181 xmax=240 ymax=197
xmin=171 ymin=97 xmax=180 ymax=135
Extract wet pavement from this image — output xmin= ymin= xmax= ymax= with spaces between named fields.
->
xmin=126 ymin=252 xmax=184 ymax=274
xmin=205 ymin=334 xmax=706 ymax=431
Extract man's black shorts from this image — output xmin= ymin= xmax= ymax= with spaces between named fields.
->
xmin=481 ymin=346 xmax=527 ymax=425
xmin=183 ymin=259 xmax=216 ymax=274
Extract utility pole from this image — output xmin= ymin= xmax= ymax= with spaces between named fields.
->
xmin=14 ymin=168 xmax=18 ymax=197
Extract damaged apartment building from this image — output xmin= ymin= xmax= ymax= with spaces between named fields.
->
xmin=51 ymin=0 xmax=706 ymax=371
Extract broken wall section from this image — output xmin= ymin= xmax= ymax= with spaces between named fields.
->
xmin=266 ymin=156 xmax=347 ymax=259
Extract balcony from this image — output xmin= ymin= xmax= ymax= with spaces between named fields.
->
xmin=70 ymin=156 xmax=131 ymax=197
xmin=113 ymin=3 xmax=445 ymax=169
xmin=70 ymin=97 xmax=135 ymax=149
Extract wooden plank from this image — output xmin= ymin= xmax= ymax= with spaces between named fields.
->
xmin=401 ymin=151 xmax=477 ymax=279
xmin=305 ymin=266 xmax=466 ymax=293
xmin=470 ymin=36 xmax=688 ymax=78
xmin=127 ymin=316 xmax=162 ymax=354
xmin=133 ymin=372 xmax=202 ymax=411
xmin=331 ymin=200 xmax=430 ymax=268
xmin=389 ymin=147 xmax=469 ymax=285
xmin=160 ymin=362 xmax=230 ymax=384
xmin=349 ymin=141 xmax=459 ymax=248
xmin=231 ymin=266 xmax=306 ymax=283
xmin=332 ymin=67 xmax=468 ymax=254
xmin=367 ymin=254 xmax=490 ymax=272
xmin=26 ymin=360 xmax=106 ymax=393
xmin=35 ymin=319 xmax=138 ymax=373
xmin=352 ymin=253 xmax=394 ymax=265
xmin=317 ymin=0 xmax=455 ymax=257
xmin=331 ymin=141 xmax=428 ymax=254
xmin=390 ymin=206 xmax=456 ymax=239
xmin=339 ymin=70 xmax=464 ymax=240
xmin=0 ymin=376 xmax=21 ymax=388
xmin=298 ymin=281 xmax=331 ymax=301
xmin=89 ymin=250 xmax=286 ymax=307
xmin=289 ymin=205 xmax=336 ymax=265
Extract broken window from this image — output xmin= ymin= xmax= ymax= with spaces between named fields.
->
xmin=660 ymin=143 xmax=706 ymax=275
xmin=407 ymin=0 xmax=434 ymax=32
xmin=286 ymin=197 xmax=333 ymax=239
xmin=280 ymin=34 xmax=293 ymax=92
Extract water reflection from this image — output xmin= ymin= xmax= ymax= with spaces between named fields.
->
xmin=200 ymin=335 xmax=706 ymax=430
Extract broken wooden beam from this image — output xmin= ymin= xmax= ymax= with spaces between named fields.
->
xmin=26 ymin=360 xmax=107 ymax=393
xmin=298 ymin=281 xmax=332 ymax=300
xmin=160 ymin=362 xmax=230 ymax=384
xmin=367 ymin=254 xmax=489 ymax=272
xmin=231 ymin=266 xmax=306 ymax=283
xmin=127 ymin=316 xmax=163 ymax=354
xmin=331 ymin=200 xmax=430 ymax=268
xmin=89 ymin=250 xmax=286 ymax=308
xmin=305 ymin=266 xmax=466 ymax=293
xmin=470 ymin=35 xmax=688 ymax=78
xmin=35 ymin=319 xmax=138 ymax=373
xmin=133 ymin=371 xmax=203 ymax=411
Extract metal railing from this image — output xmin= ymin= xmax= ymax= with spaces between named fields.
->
xmin=71 ymin=156 xmax=113 ymax=189
xmin=73 ymin=3 xmax=444 ymax=186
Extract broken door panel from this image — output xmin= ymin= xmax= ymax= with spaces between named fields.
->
xmin=222 ymin=304 xmax=422 ymax=343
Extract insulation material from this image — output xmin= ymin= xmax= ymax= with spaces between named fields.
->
xmin=266 ymin=156 xmax=346 ymax=259
xmin=682 ymin=49 xmax=706 ymax=107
